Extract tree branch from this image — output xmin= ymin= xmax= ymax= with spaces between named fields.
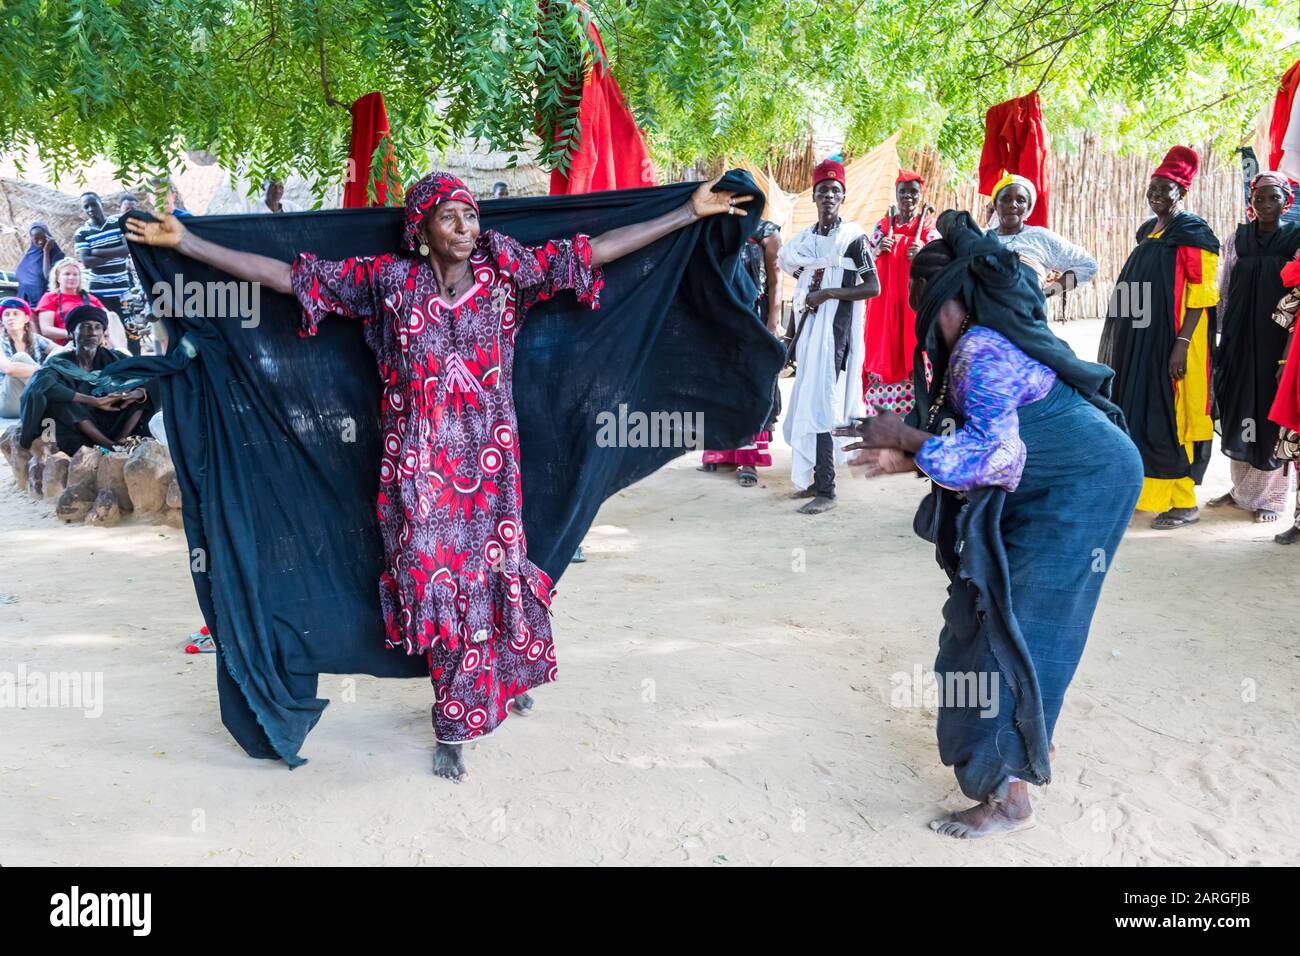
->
xmin=318 ymin=37 xmax=349 ymax=112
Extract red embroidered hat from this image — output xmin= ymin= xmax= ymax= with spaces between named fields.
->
xmin=403 ymin=171 xmax=480 ymax=251
xmin=1151 ymin=146 xmax=1200 ymax=189
xmin=812 ymin=158 xmax=846 ymax=189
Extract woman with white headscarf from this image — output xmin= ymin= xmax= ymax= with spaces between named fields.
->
xmin=986 ymin=172 xmax=1097 ymax=296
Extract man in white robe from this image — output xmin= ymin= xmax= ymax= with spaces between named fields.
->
xmin=779 ymin=158 xmax=880 ymax=514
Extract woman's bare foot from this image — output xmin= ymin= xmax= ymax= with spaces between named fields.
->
xmin=510 ymin=691 xmax=535 ymax=716
xmin=1256 ymin=509 xmax=1281 ymax=523
xmin=789 ymin=487 xmax=816 ymax=499
xmin=433 ymin=742 xmax=467 ymax=782
xmin=1205 ymin=492 xmax=1238 ymax=509
xmin=930 ymin=780 xmax=1035 ymax=839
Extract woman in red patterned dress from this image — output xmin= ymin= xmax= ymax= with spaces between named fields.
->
xmin=126 ymin=172 xmax=750 ymax=781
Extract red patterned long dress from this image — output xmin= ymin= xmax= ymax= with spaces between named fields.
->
xmin=291 ymin=230 xmax=603 ymax=743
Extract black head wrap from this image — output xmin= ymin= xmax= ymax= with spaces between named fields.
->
xmin=64 ymin=304 xmax=108 ymax=339
xmin=907 ymin=210 xmax=1124 ymax=431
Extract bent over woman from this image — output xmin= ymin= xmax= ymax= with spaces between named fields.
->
xmin=836 ymin=212 xmax=1143 ymax=838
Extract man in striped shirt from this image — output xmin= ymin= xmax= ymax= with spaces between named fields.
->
xmin=73 ymin=192 xmax=130 ymax=323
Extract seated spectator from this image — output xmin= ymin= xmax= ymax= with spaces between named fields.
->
xmin=491 ymin=181 xmax=510 ymax=199
xmin=18 ymin=305 xmax=156 ymax=453
xmin=15 ymin=222 xmax=65 ymax=306
xmin=34 ymin=259 xmax=129 ymax=351
xmin=1 ymin=297 xmax=59 ymax=418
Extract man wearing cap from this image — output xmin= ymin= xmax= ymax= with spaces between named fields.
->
xmin=18 ymin=305 xmax=155 ymax=454
xmin=1099 ymin=145 xmax=1220 ymax=529
xmin=778 ymin=157 xmax=880 ymax=514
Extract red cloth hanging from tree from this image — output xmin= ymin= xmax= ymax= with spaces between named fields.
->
xmin=978 ymin=91 xmax=1051 ymax=228
xmin=549 ymin=18 xmax=655 ymax=195
xmin=1268 ymin=60 xmax=1300 ymax=173
xmin=344 ymin=92 xmax=402 ymax=208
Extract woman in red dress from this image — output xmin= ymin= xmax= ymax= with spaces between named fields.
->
xmin=126 ymin=172 xmax=749 ymax=781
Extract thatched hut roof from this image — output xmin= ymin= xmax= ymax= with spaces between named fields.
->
xmin=437 ymin=142 xmax=550 ymax=197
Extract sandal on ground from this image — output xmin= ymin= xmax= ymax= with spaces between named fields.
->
xmin=737 ymin=468 xmax=758 ymax=487
xmin=696 ymin=463 xmax=718 ymax=473
xmin=1275 ymin=524 xmax=1300 ymax=545
xmin=1205 ymin=492 xmax=1237 ymax=508
xmin=1151 ymin=509 xmax=1200 ymax=530
xmin=1255 ymin=509 xmax=1282 ymax=523
xmin=184 ymin=626 xmax=215 ymax=654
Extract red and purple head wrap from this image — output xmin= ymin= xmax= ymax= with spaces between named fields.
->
xmin=403 ymin=171 xmax=480 ymax=252
xmin=0 ymin=296 xmax=32 ymax=317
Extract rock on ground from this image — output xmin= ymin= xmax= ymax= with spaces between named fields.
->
xmin=85 ymin=488 xmax=122 ymax=527
xmin=124 ymin=439 xmax=174 ymax=516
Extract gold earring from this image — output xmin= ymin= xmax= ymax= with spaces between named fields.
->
xmin=418 ymin=243 xmax=430 ymax=257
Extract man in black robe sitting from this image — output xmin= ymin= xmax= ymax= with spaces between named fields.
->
xmin=19 ymin=305 xmax=157 ymax=454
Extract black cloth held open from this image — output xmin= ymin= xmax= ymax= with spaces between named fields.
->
xmin=121 ymin=173 xmax=782 ymax=766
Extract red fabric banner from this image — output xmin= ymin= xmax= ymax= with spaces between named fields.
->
xmin=1268 ymin=60 xmax=1300 ymax=173
xmin=978 ymin=91 xmax=1051 ymax=228
xmin=345 ymin=92 xmax=401 ymax=208
xmin=549 ymin=20 xmax=655 ymax=195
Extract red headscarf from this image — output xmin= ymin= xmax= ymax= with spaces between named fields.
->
xmin=402 ymin=172 xmax=479 ymax=252
xmin=1152 ymin=146 xmax=1200 ymax=189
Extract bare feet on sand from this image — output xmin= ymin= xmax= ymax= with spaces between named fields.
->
xmin=930 ymin=780 xmax=1036 ymax=839
xmin=511 ymin=691 xmax=535 ymax=716
xmin=433 ymin=742 xmax=467 ymax=782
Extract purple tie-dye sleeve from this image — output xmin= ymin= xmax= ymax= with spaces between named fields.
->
xmin=913 ymin=327 xmax=1056 ymax=492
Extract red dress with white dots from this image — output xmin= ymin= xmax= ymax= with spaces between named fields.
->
xmin=292 ymin=229 xmax=603 ymax=742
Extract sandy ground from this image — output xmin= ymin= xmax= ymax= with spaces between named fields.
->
xmin=2 ymin=319 xmax=1298 ymax=866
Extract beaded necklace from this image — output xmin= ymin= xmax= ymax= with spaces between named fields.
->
xmin=923 ymin=313 xmax=975 ymax=431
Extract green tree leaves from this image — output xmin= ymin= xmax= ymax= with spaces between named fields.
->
xmin=0 ymin=0 xmax=1293 ymax=192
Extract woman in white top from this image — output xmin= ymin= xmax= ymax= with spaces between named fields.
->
xmin=986 ymin=173 xmax=1097 ymax=296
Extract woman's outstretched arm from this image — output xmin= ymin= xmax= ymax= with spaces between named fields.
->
xmin=587 ymin=175 xmax=753 ymax=267
xmin=123 ymin=215 xmax=293 ymax=294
